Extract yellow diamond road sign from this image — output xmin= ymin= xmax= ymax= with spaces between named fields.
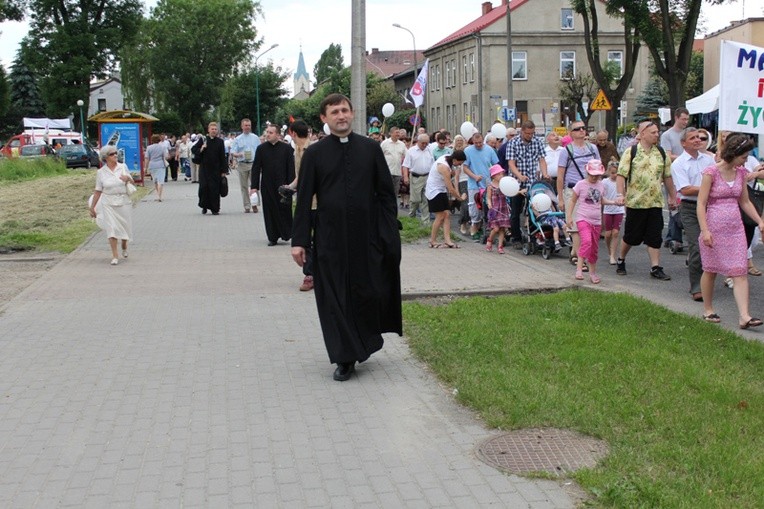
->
xmin=590 ymin=90 xmax=612 ymax=111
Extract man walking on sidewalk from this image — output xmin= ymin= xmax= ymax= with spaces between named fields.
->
xmin=615 ymin=120 xmax=677 ymax=280
xmin=292 ymin=93 xmax=401 ymax=382
xmin=231 ymin=118 xmax=260 ymax=213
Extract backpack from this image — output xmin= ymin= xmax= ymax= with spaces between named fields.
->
xmin=565 ymin=142 xmax=598 ymax=180
xmin=627 ymin=144 xmax=667 ymax=186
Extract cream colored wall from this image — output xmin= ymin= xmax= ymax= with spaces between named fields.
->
xmin=424 ymin=0 xmax=650 ymax=133
xmin=704 ymin=21 xmax=764 ymax=90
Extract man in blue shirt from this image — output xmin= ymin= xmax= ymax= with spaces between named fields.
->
xmin=231 ymin=118 xmax=261 ymax=213
xmin=462 ymin=132 xmax=499 ymax=239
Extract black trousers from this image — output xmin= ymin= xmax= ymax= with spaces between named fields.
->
xmin=510 ymin=193 xmax=526 ymax=242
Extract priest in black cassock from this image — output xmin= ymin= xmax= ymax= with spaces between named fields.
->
xmin=192 ymin=122 xmax=227 ymax=215
xmin=292 ymin=93 xmax=402 ymax=382
xmin=251 ymin=126 xmax=295 ymax=246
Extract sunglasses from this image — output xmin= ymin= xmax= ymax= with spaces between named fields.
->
xmin=107 ymin=152 xmax=118 ymax=156
xmin=699 ymin=137 xmax=708 ymax=141
xmin=571 ymin=126 xmax=586 ymax=132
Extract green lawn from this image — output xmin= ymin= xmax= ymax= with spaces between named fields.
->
xmin=403 ymin=290 xmax=764 ymax=508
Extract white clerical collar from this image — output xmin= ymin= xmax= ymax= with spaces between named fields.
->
xmin=339 ymin=136 xmax=349 ymax=143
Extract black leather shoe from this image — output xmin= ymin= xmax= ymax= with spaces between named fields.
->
xmin=267 ymin=240 xmax=278 ymax=246
xmin=333 ymin=362 xmax=355 ymax=381
xmin=202 ymin=208 xmax=207 ymax=215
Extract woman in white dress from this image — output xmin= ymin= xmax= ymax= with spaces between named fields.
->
xmin=89 ymin=146 xmax=134 ymax=265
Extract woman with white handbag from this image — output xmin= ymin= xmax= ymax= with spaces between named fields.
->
xmin=89 ymin=145 xmax=135 ymax=265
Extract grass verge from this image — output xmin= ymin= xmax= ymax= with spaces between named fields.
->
xmin=403 ymin=289 xmax=764 ymax=508
xmin=399 ymin=215 xmax=438 ymax=243
xmin=0 ymin=157 xmax=69 ymax=182
xmin=0 ymin=169 xmax=149 ymax=253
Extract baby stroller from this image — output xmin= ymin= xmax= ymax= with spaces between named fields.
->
xmin=522 ymin=180 xmax=569 ymax=259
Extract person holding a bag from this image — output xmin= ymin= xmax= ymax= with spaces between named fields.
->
xmin=89 ymin=146 xmax=135 ymax=266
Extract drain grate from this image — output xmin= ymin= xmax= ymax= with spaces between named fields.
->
xmin=477 ymin=428 xmax=609 ymax=476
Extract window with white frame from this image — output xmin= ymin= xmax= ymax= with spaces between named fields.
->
xmin=560 ymin=51 xmax=575 ymax=79
xmin=512 ymin=51 xmax=527 ymax=80
xmin=607 ymin=50 xmax=624 ymax=77
xmin=451 ymin=59 xmax=457 ymax=87
xmin=462 ymin=56 xmax=468 ymax=84
xmin=469 ymin=53 xmax=475 ymax=82
xmin=435 ymin=64 xmax=441 ymax=91
xmin=430 ymin=67 xmax=436 ymax=92
xmin=561 ymin=8 xmax=574 ymax=30
xmin=446 ymin=105 xmax=451 ymax=130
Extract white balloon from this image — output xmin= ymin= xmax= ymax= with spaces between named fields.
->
xmin=382 ymin=103 xmax=395 ymax=117
xmin=460 ymin=121 xmax=475 ymax=140
xmin=491 ymin=123 xmax=507 ymax=140
xmin=323 ymin=123 xmax=331 ymax=135
xmin=499 ymin=176 xmax=520 ymax=197
xmin=531 ymin=193 xmax=553 ymax=212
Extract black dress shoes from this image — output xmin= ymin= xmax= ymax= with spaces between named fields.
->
xmin=202 ymin=208 xmax=207 ymax=214
xmin=267 ymin=240 xmax=278 ymax=246
xmin=333 ymin=362 xmax=355 ymax=382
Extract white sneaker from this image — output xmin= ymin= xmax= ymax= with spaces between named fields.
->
xmin=122 ymin=250 xmax=128 ymax=259
xmin=110 ymin=258 xmax=119 ymax=266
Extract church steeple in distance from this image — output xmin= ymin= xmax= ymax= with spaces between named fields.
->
xmin=293 ymin=46 xmax=311 ymax=99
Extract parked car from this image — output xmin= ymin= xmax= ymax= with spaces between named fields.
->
xmin=19 ymin=144 xmax=59 ymax=160
xmin=58 ymin=143 xmax=100 ymax=169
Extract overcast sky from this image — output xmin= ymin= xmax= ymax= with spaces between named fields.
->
xmin=1 ymin=0 xmax=762 ymax=94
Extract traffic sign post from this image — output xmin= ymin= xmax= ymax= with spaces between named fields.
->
xmin=499 ymin=107 xmax=516 ymax=122
xmin=590 ymin=90 xmax=613 ymax=111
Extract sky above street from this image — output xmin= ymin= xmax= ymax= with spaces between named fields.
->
xmin=0 ymin=0 xmax=762 ymax=94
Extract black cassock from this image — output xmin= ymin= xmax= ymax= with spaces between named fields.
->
xmin=292 ymin=133 xmax=402 ymax=365
xmin=192 ymin=136 xmax=227 ymax=213
xmin=251 ymin=141 xmax=295 ymax=242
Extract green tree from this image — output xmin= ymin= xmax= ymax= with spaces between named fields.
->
xmin=313 ymin=43 xmax=344 ymax=87
xmin=22 ymin=0 xmax=143 ymax=117
xmin=121 ymin=0 xmax=261 ymax=131
xmin=0 ymin=0 xmax=24 ymax=22
xmin=558 ymin=71 xmax=598 ymax=125
xmin=606 ymin=0 xmax=725 ymax=109
xmin=366 ymin=77 xmax=401 ymax=123
xmin=0 ymin=65 xmax=10 ymax=119
xmin=571 ymin=0 xmax=642 ymax=139
xmin=685 ymin=50 xmax=704 ymax=102
xmin=219 ymin=63 xmax=290 ymax=134
xmin=8 ymin=49 xmax=45 ymax=117
xmin=634 ymin=76 xmax=669 ymax=121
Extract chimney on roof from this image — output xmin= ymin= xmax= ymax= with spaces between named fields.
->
xmin=482 ymin=1 xmax=492 ymax=15
xmin=371 ymin=48 xmax=379 ymax=54
xmin=501 ymin=0 xmax=508 ymax=5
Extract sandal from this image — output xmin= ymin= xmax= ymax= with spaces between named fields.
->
xmin=575 ymin=269 xmax=584 ymax=280
xmin=570 ymin=255 xmax=578 ymax=266
xmin=497 ymin=245 xmax=505 ymax=254
xmin=691 ymin=292 xmax=703 ymax=302
xmin=485 ymin=239 xmax=493 ymax=252
xmin=590 ymin=273 xmax=601 ymax=284
xmin=429 ymin=242 xmax=441 ymax=248
xmin=740 ymin=317 xmax=763 ymax=329
xmin=442 ymin=242 xmax=460 ymax=249
xmin=748 ymin=266 xmax=762 ymax=276
xmin=702 ymin=313 xmax=721 ymax=323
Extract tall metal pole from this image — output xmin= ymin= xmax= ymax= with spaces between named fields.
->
xmin=76 ymin=99 xmax=86 ymax=143
xmin=351 ymin=0 xmax=367 ymax=135
xmin=506 ymin=2 xmax=513 ymax=124
xmin=255 ymin=43 xmax=278 ymax=135
xmin=393 ymin=23 xmax=417 ymax=132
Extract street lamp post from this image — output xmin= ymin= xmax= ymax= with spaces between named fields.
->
xmin=76 ymin=99 xmax=86 ymax=143
xmin=393 ymin=23 xmax=417 ymax=130
xmin=255 ymin=43 xmax=279 ymax=136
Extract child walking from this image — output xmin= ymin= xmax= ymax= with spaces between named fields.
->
xmin=485 ymin=164 xmax=511 ymax=254
xmin=602 ymin=161 xmax=625 ymax=265
xmin=565 ymin=159 xmax=615 ymax=283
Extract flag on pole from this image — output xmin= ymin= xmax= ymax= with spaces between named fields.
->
xmin=409 ymin=59 xmax=429 ymax=108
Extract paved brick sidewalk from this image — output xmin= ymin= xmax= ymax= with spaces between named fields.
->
xmin=0 ymin=174 xmax=580 ymax=508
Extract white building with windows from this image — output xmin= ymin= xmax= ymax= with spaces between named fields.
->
xmin=88 ymin=73 xmax=125 ymax=116
xmin=422 ymin=0 xmax=650 ymax=134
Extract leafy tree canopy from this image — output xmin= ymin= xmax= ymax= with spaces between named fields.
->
xmin=0 ymin=0 xmax=25 ymax=22
xmin=219 ymin=62 xmax=290 ymax=134
xmin=121 ymin=0 xmax=261 ymax=131
xmin=313 ymin=43 xmax=344 ymax=87
xmin=22 ymin=0 xmax=143 ymax=117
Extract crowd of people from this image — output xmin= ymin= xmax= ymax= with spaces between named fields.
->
xmin=87 ymin=101 xmax=764 ymax=379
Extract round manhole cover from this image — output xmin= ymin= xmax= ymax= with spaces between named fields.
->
xmin=477 ymin=428 xmax=609 ymax=476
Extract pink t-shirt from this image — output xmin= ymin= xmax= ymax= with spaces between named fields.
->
xmin=573 ymin=179 xmax=605 ymax=226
